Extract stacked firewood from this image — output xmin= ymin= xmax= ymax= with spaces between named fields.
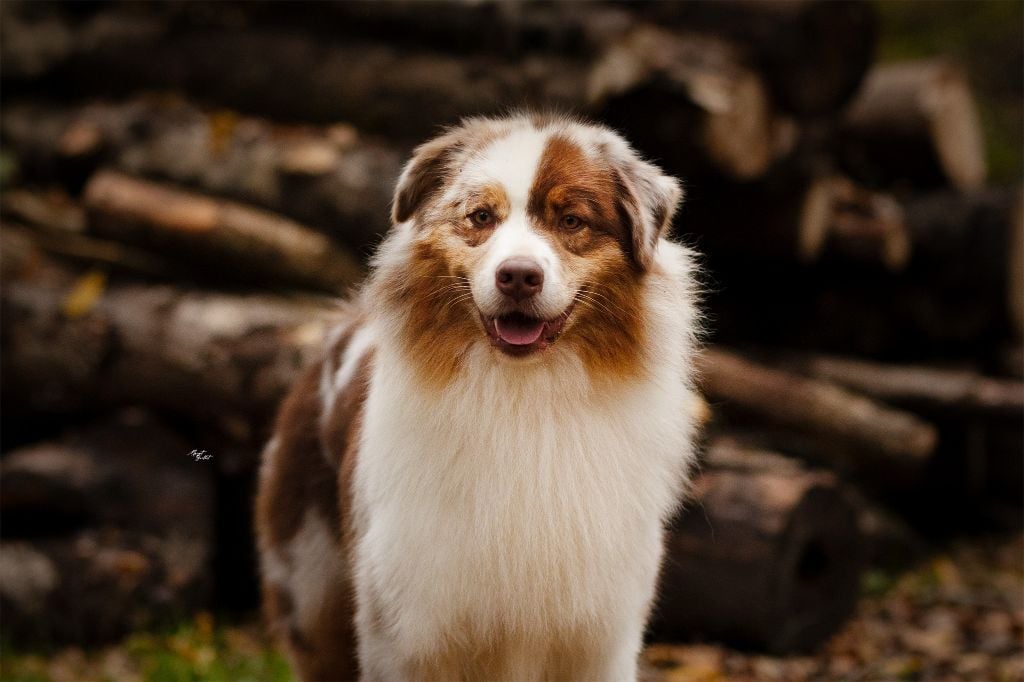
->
xmin=2 ymin=0 xmax=1021 ymax=654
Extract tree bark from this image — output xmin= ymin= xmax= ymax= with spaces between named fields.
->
xmin=780 ymin=352 xmax=1024 ymax=516
xmin=655 ymin=438 xmax=861 ymax=653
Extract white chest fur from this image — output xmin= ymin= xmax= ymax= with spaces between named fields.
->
xmin=353 ymin=339 xmax=694 ymax=658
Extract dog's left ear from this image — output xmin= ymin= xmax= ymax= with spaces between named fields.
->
xmin=392 ymin=132 xmax=460 ymax=225
xmin=613 ymin=156 xmax=683 ymax=270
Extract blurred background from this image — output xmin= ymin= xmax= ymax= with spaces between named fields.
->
xmin=0 ymin=1 xmax=1021 ymax=680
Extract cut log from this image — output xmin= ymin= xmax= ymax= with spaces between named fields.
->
xmin=593 ymin=26 xmax=797 ymax=180
xmin=81 ymin=170 xmax=363 ymax=294
xmin=683 ymin=174 xmax=909 ymax=269
xmin=1 ymin=98 xmax=402 ymax=250
xmin=0 ymin=411 xmax=212 ymax=644
xmin=782 ymin=352 xmax=1024 ymax=517
xmin=696 ymin=348 xmax=937 ymax=484
xmin=0 ymin=410 xmax=212 ymax=540
xmin=0 ymin=239 xmax=334 ymax=421
xmin=788 ymin=354 xmax=1024 ymax=420
xmin=0 ymin=530 xmax=210 ymax=644
xmin=821 ymin=177 xmax=910 ymax=270
xmin=2 ymin=221 xmax=177 ymax=280
xmin=1 ymin=0 xmax=874 ymax=119
xmin=709 ymin=188 xmax=1022 ymax=358
xmin=841 ymin=59 xmax=987 ymax=190
xmin=0 ymin=12 xmax=580 ymax=135
xmin=208 ymin=1 xmax=638 ymax=58
xmin=907 ymin=187 xmax=1014 ymax=258
xmin=634 ymin=0 xmax=878 ymax=116
xmin=1 ymin=187 xmax=86 ymax=234
xmin=310 ymin=0 xmax=876 ymax=117
xmin=0 ymin=8 xmax=789 ymax=180
xmin=844 ymin=489 xmax=927 ymax=570
xmin=904 ymin=187 xmax=1024 ymax=344
xmin=655 ymin=438 xmax=861 ymax=653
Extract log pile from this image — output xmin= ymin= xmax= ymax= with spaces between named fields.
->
xmin=1 ymin=0 xmax=1020 ymax=656
xmin=0 ymin=411 xmax=213 ymax=643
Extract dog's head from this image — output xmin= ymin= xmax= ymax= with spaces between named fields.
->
xmin=378 ymin=114 xmax=682 ymax=381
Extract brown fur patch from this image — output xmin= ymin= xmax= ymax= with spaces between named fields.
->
xmin=392 ymin=137 xmax=453 ymax=224
xmin=564 ymin=248 xmax=648 ymax=381
xmin=529 ymin=135 xmax=635 ymax=262
xmin=256 ymin=363 xmax=341 ymax=547
xmin=530 ymin=135 xmax=649 ymax=380
xmin=382 ymin=238 xmax=480 ymax=388
xmin=282 ymin=583 xmax=359 ymax=682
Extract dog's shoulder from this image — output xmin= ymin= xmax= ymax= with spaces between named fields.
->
xmin=256 ymin=312 xmax=375 ymax=550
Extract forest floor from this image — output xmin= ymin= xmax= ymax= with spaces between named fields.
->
xmin=646 ymin=532 xmax=1024 ymax=681
xmin=1 ymin=533 xmax=1021 ymax=682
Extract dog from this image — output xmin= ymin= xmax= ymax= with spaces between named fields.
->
xmin=255 ymin=113 xmax=701 ymax=681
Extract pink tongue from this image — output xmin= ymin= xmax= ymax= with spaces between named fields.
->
xmin=495 ymin=316 xmax=546 ymax=345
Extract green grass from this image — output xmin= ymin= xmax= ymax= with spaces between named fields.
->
xmin=0 ymin=615 xmax=292 ymax=682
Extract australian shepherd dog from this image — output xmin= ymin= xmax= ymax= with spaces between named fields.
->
xmin=256 ymin=113 xmax=701 ymax=681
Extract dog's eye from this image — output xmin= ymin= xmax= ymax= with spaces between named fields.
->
xmin=470 ymin=210 xmax=495 ymax=227
xmin=560 ymin=215 xmax=585 ymax=231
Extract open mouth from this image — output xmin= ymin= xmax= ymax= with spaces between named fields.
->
xmin=481 ymin=305 xmax=575 ymax=357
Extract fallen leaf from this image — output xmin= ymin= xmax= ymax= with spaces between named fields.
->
xmin=62 ymin=269 xmax=107 ymax=319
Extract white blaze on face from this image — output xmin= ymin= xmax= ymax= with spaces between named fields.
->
xmin=463 ymin=128 xmax=572 ymax=319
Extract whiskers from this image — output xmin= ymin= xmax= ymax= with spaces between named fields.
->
xmin=417 ymin=274 xmax=475 ymax=316
xmin=575 ymin=283 xmax=629 ymax=321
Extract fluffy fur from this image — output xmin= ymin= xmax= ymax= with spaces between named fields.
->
xmin=256 ymin=114 xmax=701 ymax=681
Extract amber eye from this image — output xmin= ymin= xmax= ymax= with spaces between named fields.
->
xmin=560 ymin=214 xmax=584 ymax=231
xmin=470 ymin=210 xmax=495 ymax=226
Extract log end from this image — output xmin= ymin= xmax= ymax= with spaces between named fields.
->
xmin=767 ymin=478 xmax=862 ymax=652
xmin=928 ymin=62 xmax=987 ymax=191
xmin=654 ymin=464 xmax=862 ymax=653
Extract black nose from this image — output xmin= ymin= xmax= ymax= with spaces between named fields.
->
xmin=495 ymin=258 xmax=544 ymax=302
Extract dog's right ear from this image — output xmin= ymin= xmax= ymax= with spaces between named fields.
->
xmin=391 ymin=132 xmax=460 ymax=225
